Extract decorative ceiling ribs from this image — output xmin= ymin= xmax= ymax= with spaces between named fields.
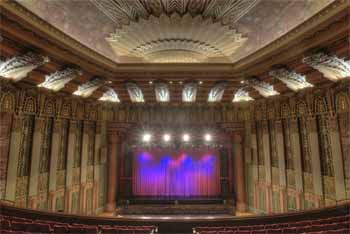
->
xmin=38 ymin=68 xmax=82 ymax=92
xmin=99 ymin=87 xmax=120 ymax=102
xmin=107 ymin=13 xmax=247 ymax=63
xmin=126 ymin=82 xmax=144 ymax=102
xmin=247 ymin=78 xmax=279 ymax=97
xmin=91 ymin=0 xmax=260 ymax=27
xmin=269 ymin=67 xmax=313 ymax=91
xmin=73 ymin=77 xmax=103 ymax=98
xmin=0 ymin=52 xmax=49 ymax=82
xmin=303 ymin=52 xmax=350 ymax=82
xmin=154 ymin=81 xmax=170 ymax=102
xmin=94 ymin=0 xmax=258 ymax=63
xmin=208 ymin=81 xmax=228 ymax=102
xmin=182 ymin=81 xmax=198 ymax=102
xmin=232 ymin=88 xmax=253 ymax=102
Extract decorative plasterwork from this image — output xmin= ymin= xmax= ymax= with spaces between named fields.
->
xmin=0 ymin=53 xmax=49 ymax=81
xmin=92 ymin=0 xmax=260 ymax=28
xmin=208 ymin=81 xmax=228 ymax=102
xmin=248 ymin=78 xmax=279 ymax=97
xmin=107 ymin=13 xmax=247 ymax=63
xmin=99 ymin=88 xmax=120 ymax=103
xmin=303 ymin=52 xmax=350 ymax=81
xmin=232 ymin=88 xmax=253 ymax=102
xmin=38 ymin=68 xmax=82 ymax=92
xmin=154 ymin=82 xmax=170 ymax=102
xmin=269 ymin=68 xmax=313 ymax=91
xmin=126 ymin=82 xmax=144 ymax=103
xmin=182 ymin=82 xmax=198 ymax=103
xmin=73 ymin=77 xmax=103 ymax=98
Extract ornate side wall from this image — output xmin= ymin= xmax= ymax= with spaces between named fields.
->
xmin=1 ymin=79 xmax=349 ymax=215
xmin=0 ymin=81 xmax=108 ymax=214
xmin=244 ymin=80 xmax=350 ymax=214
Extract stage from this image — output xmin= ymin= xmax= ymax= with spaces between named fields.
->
xmin=98 ymin=212 xmax=254 ymax=233
xmin=117 ymin=198 xmax=234 ymax=215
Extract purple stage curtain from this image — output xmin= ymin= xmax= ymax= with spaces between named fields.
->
xmin=133 ymin=147 xmax=220 ymax=197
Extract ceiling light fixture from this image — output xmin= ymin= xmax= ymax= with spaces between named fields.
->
xmin=163 ymin=134 xmax=171 ymax=142
xmin=142 ymin=133 xmax=152 ymax=142
xmin=204 ymin=134 xmax=212 ymax=142
xmin=182 ymin=133 xmax=190 ymax=142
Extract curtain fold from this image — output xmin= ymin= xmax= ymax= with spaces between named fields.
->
xmin=133 ymin=147 xmax=220 ymax=198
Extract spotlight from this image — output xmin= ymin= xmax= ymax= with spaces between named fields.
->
xmin=204 ymin=133 xmax=212 ymax=142
xmin=163 ymin=134 xmax=171 ymax=142
xmin=199 ymin=81 xmax=203 ymax=85
xmin=179 ymin=81 xmax=183 ymax=85
xmin=143 ymin=133 xmax=151 ymax=142
xmin=183 ymin=133 xmax=190 ymax=142
xmin=169 ymin=81 xmax=173 ymax=84
xmin=149 ymin=81 xmax=153 ymax=85
xmin=240 ymin=80 xmax=245 ymax=84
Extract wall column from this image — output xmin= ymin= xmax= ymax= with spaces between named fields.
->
xmin=232 ymin=131 xmax=246 ymax=212
xmin=28 ymin=117 xmax=45 ymax=209
xmin=328 ymin=116 xmax=346 ymax=202
xmin=80 ymin=121 xmax=90 ymax=213
xmin=5 ymin=115 xmax=22 ymax=202
xmin=48 ymin=119 xmax=61 ymax=211
xmin=0 ymin=112 xmax=13 ymax=200
xmin=105 ymin=129 xmax=119 ymax=212
xmin=307 ymin=117 xmax=323 ymax=206
xmin=275 ymin=120 xmax=287 ymax=212
xmin=65 ymin=120 xmax=77 ymax=212
xmin=262 ymin=120 xmax=272 ymax=213
xmin=290 ymin=118 xmax=304 ymax=209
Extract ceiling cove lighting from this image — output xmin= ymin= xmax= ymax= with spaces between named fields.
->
xmin=142 ymin=133 xmax=152 ymax=142
xmin=155 ymin=82 xmax=170 ymax=102
xmin=126 ymin=82 xmax=144 ymax=102
xmin=182 ymin=82 xmax=198 ymax=102
xmin=208 ymin=81 xmax=228 ymax=102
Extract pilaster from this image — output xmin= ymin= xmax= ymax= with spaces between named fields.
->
xmin=28 ymin=117 xmax=45 ymax=209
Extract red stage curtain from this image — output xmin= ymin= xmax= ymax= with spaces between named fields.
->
xmin=132 ymin=147 xmax=220 ymax=198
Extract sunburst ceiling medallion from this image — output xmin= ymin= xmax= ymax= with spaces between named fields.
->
xmin=92 ymin=0 xmax=260 ymax=63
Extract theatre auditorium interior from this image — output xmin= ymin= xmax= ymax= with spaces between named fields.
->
xmin=0 ymin=0 xmax=350 ymax=233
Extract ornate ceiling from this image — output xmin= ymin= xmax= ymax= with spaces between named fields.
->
xmin=17 ymin=0 xmax=335 ymax=63
xmin=1 ymin=0 xmax=349 ymax=104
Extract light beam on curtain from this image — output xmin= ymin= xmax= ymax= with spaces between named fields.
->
xmin=133 ymin=148 xmax=220 ymax=198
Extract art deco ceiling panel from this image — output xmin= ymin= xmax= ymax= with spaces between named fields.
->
xmin=17 ymin=0 xmax=335 ymax=63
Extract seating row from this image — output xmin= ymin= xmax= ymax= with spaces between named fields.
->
xmin=194 ymin=214 xmax=350 ymax=234
xmin=1 ymin=214 xmax=156 ymax=234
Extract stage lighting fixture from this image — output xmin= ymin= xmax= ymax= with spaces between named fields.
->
xmin=142 ymin=133 xmax=151 ymax=142
xmin=204 ymin=133 xmax=212 ymax=141
xmin=182 ymin=133 xmax=190 ymax=142
xmin=163 ymin=134 xmax=171 ymax=142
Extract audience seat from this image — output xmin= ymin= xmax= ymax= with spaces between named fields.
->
xmin=0 ymin=211 xmax=157 ymax=234
xmin=194 ymin=213 xmax=350 ymax=234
